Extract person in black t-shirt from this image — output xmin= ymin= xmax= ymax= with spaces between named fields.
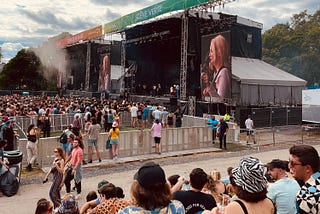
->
xmin=218 ymin=118 xmax=229 ymax=150
xmin=173 ymin=168 xmax=217 ymax=214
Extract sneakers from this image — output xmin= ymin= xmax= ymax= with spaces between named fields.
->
xmin=99 ymin=159 xmax=102 ymax=163
xmin=88 ymin=160 xmax=92 ymax=164
xmin=75 ymin=194 xmax=81 ymax=200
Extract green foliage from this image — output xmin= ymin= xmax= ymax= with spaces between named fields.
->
xmin=262 ymin=10 xmax=320 ymax=85
xmin=0 ymin=49 xmax=51 ymax=90
xmin=262 ymin=10 xmax=320 ymax=86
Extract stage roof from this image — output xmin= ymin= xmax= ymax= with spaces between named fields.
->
xmin=232 ymin=57 xmax=306 ymax=87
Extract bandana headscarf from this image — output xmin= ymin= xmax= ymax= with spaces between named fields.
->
xmin=232 ymin=157 xmax=267 ymax=193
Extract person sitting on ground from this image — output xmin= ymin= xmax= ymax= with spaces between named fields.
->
xmin=56 ymin=193 xmax=79 ymax=214
xmin=203 ymin=169 xmax=229 ymax=205
xmin=35 ymin=198 xmax=54 ymax=214
xmin=118 ymin=161 xmax=185 ymax=214
xmin=173 ymin=168 xmax=216 ymax=214
xmin=168 ymin=174 xmax=180 ymax=188
xmin=205 ymin=157 xmax=275 ymax=214
xmin=289 ymin=144 xmax=320 ymax=214
xmin=86 ymin=191 xmax=98 ymax=202
xmin=80 ymin=180 xmax=109 ymax=214
xmin=266 ymin=159 xmax=300 ymax=214
xmin=88 ymin=182 xmax=130 ymax=214
xmin=114 ymin=186 xmax=125 ymax=199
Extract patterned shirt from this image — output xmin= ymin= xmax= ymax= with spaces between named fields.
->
xmin=90 ymin=198 xmax=130 ymax=214
xmin=117 ymin=200 xmax=185 ymax=214
xmin=296 ymin=171 xmax=320 ymax=214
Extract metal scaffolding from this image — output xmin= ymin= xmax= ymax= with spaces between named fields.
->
xmin=180 ymin=11 xmax=188 ymax=101
xmin=85 ymin=42 xmax=91 ymax=91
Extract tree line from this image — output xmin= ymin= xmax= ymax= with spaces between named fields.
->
xmin=262 ymin=9 xmax=320 ymax=86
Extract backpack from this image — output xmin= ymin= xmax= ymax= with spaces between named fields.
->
xmin=59 ymin=132 xmax=68 ymax=144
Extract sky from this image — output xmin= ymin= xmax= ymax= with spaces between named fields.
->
xmin=0 ymin=0 xmax=319 ymax=63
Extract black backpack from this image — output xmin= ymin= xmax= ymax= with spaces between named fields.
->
xmin=59 ymin=132 xmax=68 ymax=144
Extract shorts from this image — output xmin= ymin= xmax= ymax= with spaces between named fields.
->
xmin=154 ymin=137 xmax=161 ymax=144
xmin=62 ymin=142 xmax=70 ymax=153
xmin=246 ymin=129 xmax=254 ymax=136
xmin=142 ymin=114 xmax=148 ymax=120
xmin=88 ymin=139 xmax=98 ymax=147
xmin=110 ymin=139 xmax=119 ymax=145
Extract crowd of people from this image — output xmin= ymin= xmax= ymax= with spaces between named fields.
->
xmin=32 ymin=144 xmax=320 ymax=214
xmin=1 ymin=95 xmax=319 ymax=213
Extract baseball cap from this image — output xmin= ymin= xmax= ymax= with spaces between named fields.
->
xmin=112 ymin=121 xmax=118 ymax=127
xmin=2 ymin=116 xmax=9 ymax=122
xmin=134 ymin=162 xmax=166 ymax=190
xmin=97 ymin=179 xmax=109 ymax=191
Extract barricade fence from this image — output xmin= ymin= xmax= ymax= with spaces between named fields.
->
xmin=11 ymin=113 xmax=317 ymax=168
xmin=237 ymin=125 xmax=319 ymax=150
xmin=17 ymin=126 xmax=216 ymax=167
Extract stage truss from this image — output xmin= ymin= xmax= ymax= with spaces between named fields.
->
xmin=180 ymin=0 xmax=235 ymax=101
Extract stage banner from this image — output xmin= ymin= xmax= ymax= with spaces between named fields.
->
xmin=200 ymin=32 xmax=232 ymax=101
xmin=57 ymin=25 xmax=102 ymax=48
xmin=104 ymin=0 xmax=212 ymax=34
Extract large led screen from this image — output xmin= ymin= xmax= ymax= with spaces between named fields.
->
xmin=200 ymin=32 xmax=232 ymax=101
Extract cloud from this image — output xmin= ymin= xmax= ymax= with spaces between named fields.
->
xmin=0 ymin=0 xmax=319 ymax=63
xmin=1 ymin=42 xmax=26 ymax=63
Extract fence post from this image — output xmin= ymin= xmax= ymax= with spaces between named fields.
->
xmin=272 ymin=126 xmax=276 ymax=146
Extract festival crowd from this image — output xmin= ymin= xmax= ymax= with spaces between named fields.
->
xmin=0 ymin=95 xmax=319 ymax=214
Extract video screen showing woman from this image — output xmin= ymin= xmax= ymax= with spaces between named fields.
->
xmin=201 ymin=33 xmax=231 ymax=100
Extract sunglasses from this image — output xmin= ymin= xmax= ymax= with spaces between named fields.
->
xmin=54 ymin=150 xmax=58 ymax=153
xmin=289 ymin=160 xmax=303 ymax=167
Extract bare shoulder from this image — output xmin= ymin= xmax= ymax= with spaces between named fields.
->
xmin=224 ymin=201 xmax=243 ymax=214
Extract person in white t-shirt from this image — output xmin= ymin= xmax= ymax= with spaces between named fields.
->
xmin=245 ymin=115 xmax=256 ymax=144
xmin=130 ymin=103 xmax=138 ymax=128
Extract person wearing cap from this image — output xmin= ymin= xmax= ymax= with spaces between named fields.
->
xmin=109 ymin=121 xmax=120 ymax=160
xmin=245 ymin=115 xmax=256 ymax=144
xmin=173 ymin=168 xmax=216 ymax=214
xmin=289 ymin=145 xmax=320 ymax=214
xmin=208 ymin=157 xmax=275 ymax=214
xmin=79 ymin=180 xmax=109 ymax=214
xmin=266 ymin=159 xmax=300 ymax=214
xmin=88 ymin=182 xmax=130 ymax=214
xmin=118 ymin=161 xmax=185 ymax=214
xmin=3 ymin=119 xmax=18 ymax=151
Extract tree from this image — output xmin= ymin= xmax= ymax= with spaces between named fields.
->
xmin=262 ymin=10 xmax=320 ymax=86
xmin=0 ymin=49 xmax=49 ymax=90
